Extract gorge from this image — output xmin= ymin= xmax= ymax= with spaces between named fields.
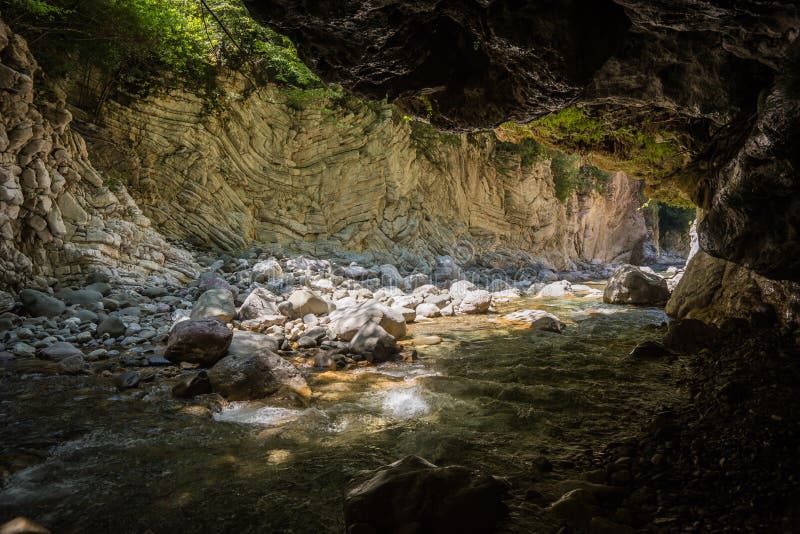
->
xmin=0 ymin=1 xmax=798 ymax=532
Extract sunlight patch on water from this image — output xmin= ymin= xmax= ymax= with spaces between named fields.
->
xmin=381 ymin=387 xmax=430 ymax=419
xmin=213 ymin=403 xmax=302 ymax=426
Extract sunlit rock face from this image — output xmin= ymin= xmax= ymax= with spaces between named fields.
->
xmin=88 ymin=74 xmax=650 ymax=271
xmin=246 ymin=0 xmax=800 ymax=281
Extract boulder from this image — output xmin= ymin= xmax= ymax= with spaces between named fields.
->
xmin=379 ymin=264 xmax=403 ymax=287
xmin=57 ymin=354 xmax=90 ymax=375
xmin=629 ymin=341 xmax=675 ymax=360
xmin=172 ymin=371 xmax=212 ymax=398
xmin=402 ymin=273 xmax=429 ymax=290
xmin=458 ymin=290 xmax=492 ymax=314
xmin=345 ymin=456 xmax=508 ymax=534
xmin=19 ymin=289 xmax=64 ymax=317
xmin=164 ymin=318 xmax=233 ymax=366
xmin=603 ymin=265 xmax=669 ymax=306
xmin=251 ymin=258 xmax=283 ymax=283
xmin=284 ymin=289 xmax=329 ymax=319
xmin=343 ymin=264 xmax=370 ymax=280
xmin=349 ymin=322 xmax=398 ymax=363
xmin=190 ymin=289 xmax=235 ymax=322
xmin=237 ymin=287 xmax=280 ymax=320
xmin=664 ymin=319 xmax=720 ymax=354
xmin=449 ymin=280 xmax=476 ymax=302
xmin=239 ymin=315 xmax=287 ymax=332
xmin=328 ymin=300 xmax=407 ymax=340
xmin=0 ymin=290 xmax=15 ymax=313
xmin=96 ymin=316 xmax=126 ymax=338
xmin=503 ymin=310 xmax=564 ymax=332
xmin=432 ymin=255 xmax=460 ymax=281
xmin=226 ymin=330 xmax=281 ymax=356
xmin=38 ymin=341 xmax=83 ymax=361
xmin=392 ymin=306 xmax=416 ymax=323
xmin=415 ymin=302 xmax=442 ymax=318
xmin=535 ymin=280 xmax=573 ymax=298
xmin=197 ymin=272 xmax=237 ymax=293
xmin=208 ymin=349 xmax=309 ymax=400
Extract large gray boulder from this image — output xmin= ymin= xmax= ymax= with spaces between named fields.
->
xmin=19 ymin=289 xmax=65 ymax=317
xmin=59 ymin=289 xmax=103 ymax=307
xmin=164 ymin=318 xmax=233 ymax=366
xmin=284 ymin=289 xmax=329 ymax=319
xmin=328 ymin=300 xmax=407 ymax=340
xmin=190 ymin=288 xmax=236 ymax=322
xmin=349 ymin=322 xmax=398 ymax=363
xmin=208 ymin=349 xmax=309 ymax=400
xmin=345 ymin=455 xmax=508 ymax=534
xmin=237 ymin=287 xmax=280 ymax=320
xmin=603 ymin=265 xmax=670 ymax=306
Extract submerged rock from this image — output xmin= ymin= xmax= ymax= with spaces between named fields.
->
xmin=603 ymin=265 xmax=669 ymax=306
xmin=164 ymin=318 xmax=232 ymax=366
xmin=344 ymin=455 xmax=508 ymax=534
xmin=503 ymin=309 xmax=564 ymax=333
xmin=37 ymin=341 xmax=83 ymax=361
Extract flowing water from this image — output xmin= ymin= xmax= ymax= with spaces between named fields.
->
xmin=0 ymin=291 xmax=683 ymax=533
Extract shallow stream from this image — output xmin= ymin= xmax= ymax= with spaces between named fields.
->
xmin=0 ymin=292 xmax=683 ymax=532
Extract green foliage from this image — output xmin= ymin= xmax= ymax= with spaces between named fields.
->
xmin=285 ymin=86 xmax=346 ymax=111
xmin=1 ymin=0 xmax=321 ymax=108
xmin=659 ymin=204 xmax=695 ymax=234
xmin=550 ymin=152 xmax=580 ymax=202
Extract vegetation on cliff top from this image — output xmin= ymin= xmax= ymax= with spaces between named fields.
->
xmin=1 ymin=0 xmax=321 ymax=103
xmin=496 ymin=107 xmax=699 ymax=208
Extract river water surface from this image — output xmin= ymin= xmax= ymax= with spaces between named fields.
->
xmin=0 ymin=291 xmax=683 ymax=532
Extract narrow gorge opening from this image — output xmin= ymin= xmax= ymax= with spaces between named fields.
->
xmin=0 ymin=1 xmax=798 ymax=533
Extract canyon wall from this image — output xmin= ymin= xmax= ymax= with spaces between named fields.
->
xmin=86 ymin=74 xmax=650 ymax=272
xmin=0 ymin=21 xmax=195 ymax=290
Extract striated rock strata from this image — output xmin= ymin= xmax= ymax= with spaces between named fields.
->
xmin=0 ymin=20 xmax=196 ymax=290
xmin=86 ymin=75 xmax=650 ymax=271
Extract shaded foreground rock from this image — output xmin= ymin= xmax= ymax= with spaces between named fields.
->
xmin=349 ymin=322 xmax=398 ymax=363
xmin=345 ymin=455 xmax=508 ymax=534
xmin=208 ymin=349 xmax=309 ymax=401
xmin=164 ymin=318 xmax=233 ymax=366
xmin=603 ymin=265 xmax=669 ymax=306
xmin=19 ymin=289 xmax=64 ymax=317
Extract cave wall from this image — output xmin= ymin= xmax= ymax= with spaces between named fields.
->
xmin=0 ymin=20 xmax=196 ymax=290
xmin=84 ymin=74 xmax=650 ymax=272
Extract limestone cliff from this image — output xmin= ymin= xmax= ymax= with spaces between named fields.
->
xmin=0 ymin=20 xmax=195 ymax=290
xmin=85 ymin=75 xmax=649 ymax=271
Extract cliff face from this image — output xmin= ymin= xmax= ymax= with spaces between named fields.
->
xmin=0 ymin=21 xmax=195 ymax=290
xmin=86 ymin=75 xmax=650 ymax=271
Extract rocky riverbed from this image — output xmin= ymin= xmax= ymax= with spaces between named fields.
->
xmin=0 ymin=247 xmax=687 ymax=532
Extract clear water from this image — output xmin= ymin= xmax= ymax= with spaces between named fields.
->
xmin=0 ymin=293 xmax=681 ymax=533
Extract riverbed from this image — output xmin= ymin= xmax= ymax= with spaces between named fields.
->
xmin=0 ymin=292 xmax=683 ymax=532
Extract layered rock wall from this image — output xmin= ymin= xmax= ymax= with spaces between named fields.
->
xmin=0 ymin=20 xmax=196 ymax=290
xmin=87 ymin=75 xmax=649 ymax=271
